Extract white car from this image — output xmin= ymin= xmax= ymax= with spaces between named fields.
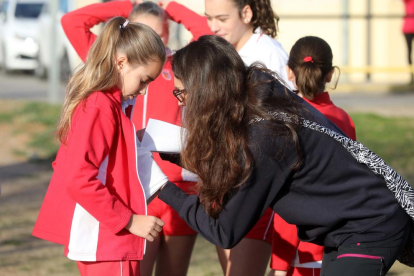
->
xmin=0 ymin=0 xmax=45 ymax=72
xmin=35 ymin=0 xmax=80 ymax=81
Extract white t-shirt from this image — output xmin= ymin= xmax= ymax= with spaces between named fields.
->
xmin=238 ymin=28 xmax=294 ymax=90
xmin=122 ymin=99 xmax=168 ymax=200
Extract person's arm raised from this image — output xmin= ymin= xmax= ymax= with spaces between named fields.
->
xmin=61 ymin=1 xmax=133 ymax=62
xmin=160 ymin=1 xmax=213 ymax=41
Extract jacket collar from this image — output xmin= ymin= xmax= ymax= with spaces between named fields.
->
xmin=105 ymin=86 xmax=123 ymax=106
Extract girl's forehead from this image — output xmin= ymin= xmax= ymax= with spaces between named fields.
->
xmin=132 ymin=14 xmax=164 ymax=25
xmin=206 ymin=0 xmax=238 ymax=13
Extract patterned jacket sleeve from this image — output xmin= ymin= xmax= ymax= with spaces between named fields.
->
xmin=61 ymin=1 xmax=132 ymax=62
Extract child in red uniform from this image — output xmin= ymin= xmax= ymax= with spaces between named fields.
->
xmin=32 ymin=17 xmax=166 ymax=275
xmin=60 ymin=1 xmax=206 ymax=276
xmin=268 ymin=36 xmax=356 ymax=276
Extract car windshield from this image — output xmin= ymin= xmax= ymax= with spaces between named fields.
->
xmin=15 ymin=3 xmax=44 ymax=18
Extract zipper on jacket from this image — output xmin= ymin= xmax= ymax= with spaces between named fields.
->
xmin=337 ymin=254 xmax=385 ymax=275
xmin=132 ymin=122 xmax=148 ymax=255
xmin=142 ymin=88 xmax=148 ymax=128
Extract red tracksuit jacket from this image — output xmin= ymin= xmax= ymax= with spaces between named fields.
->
xmin=404 ymin=0 xmax=414 ymax=34
xmin=33 ymin=88 xmax=147 ymax=261
xmin=165 ymin=1 xmax=212 ymax=37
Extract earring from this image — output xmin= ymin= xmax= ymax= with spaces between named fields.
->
xmin=245 ymin=19 xmax=250 ymax=23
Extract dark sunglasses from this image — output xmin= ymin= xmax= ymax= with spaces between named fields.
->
xmin=172 ymin=88 xmax=187 ymax=103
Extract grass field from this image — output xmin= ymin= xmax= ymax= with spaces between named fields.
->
xmin=0 ymin=100 xmax=414 ymax=275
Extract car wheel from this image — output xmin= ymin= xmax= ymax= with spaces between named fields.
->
xmin=60 ymin=51 xmax=71 ymax=82
xmin=1 ymin=45 xmax=12 ymax=74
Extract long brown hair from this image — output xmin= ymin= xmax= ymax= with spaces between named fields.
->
xmin=57 ymin=17 xmax=166 ymax=143
xmin=288 ymin=36 xmax=339 ymax=99
xmin=172 ymin=35 xmax=301 ymax=218
xmin=234 ymin=0 xmax=279 ymax=38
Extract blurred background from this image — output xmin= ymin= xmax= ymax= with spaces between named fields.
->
xmin=0 ymin=0 xmax=413 ymax=275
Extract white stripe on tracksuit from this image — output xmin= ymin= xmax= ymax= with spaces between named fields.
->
xmin=67 ymin=156 xmax=109 ymax=261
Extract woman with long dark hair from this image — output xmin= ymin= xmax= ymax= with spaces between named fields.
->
xmin=158 ymin=1 xmax=291 ymax=273
xmin=158 ymin=35 xmax=414 ymax=276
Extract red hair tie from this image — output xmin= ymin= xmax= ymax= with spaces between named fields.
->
xmin=303 ymin=56 xmax=314 ymax=63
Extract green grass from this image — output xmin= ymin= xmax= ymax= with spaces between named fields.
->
xmin=351 ymin=113 xmax=414 ymax=184
xmin=2 ymin=101 xmax=61 ymax=160
xmin=15 ymin=102 xmax=62 ymax=126
xmin=0 ymin=112 xmax=15 ymax=123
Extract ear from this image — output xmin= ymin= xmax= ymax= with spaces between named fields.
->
xmin=241 ymin=5 xmax=253 ymax=24
xmin=325 ymin=68 xmax=334 ymax=83
xmin=116 ymin=54 xmax=128 ymax=72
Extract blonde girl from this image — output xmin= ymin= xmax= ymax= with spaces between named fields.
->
xmin=33 ymin=17 xmax=167 ymax=276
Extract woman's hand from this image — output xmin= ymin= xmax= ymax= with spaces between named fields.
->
xmin=267 ymin=269 xmax=288 ymax=276
xmin=125 ymin=214 xmax=164 ymax=242
xmin=158 ymin=0 xmax=172 ymax=9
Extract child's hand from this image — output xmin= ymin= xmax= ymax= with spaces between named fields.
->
xmin=267 ymin=269 xmax=288 ymax=276
xmin=125 ymin=214 xmax=164 ymax=242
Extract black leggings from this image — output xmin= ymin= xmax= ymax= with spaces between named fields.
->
xmin=320 ymin=223 xmax=410 ymax=276
xmin=405 ymin=33 xmax=414 ymax=65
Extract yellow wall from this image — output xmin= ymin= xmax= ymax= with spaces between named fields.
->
xmin=173 ymin=0 xmax=409 ymax=83
xmin=75 ymin=0 xmax=102 ymax=9
xmin=72 ymin=0 xmax=408 ymax=83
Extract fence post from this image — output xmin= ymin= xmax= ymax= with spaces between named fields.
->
xmin=48 ymin=0 xmax=60 ymax=104
xmin=366 ymin=0 xmax=372 ymax=82
xmin=342 ymin=0 xmax=349 ymax=82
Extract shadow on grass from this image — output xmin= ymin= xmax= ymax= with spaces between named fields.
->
xmin=389 ymin=84 xmax=414 ymax=94
xmin=0 ymin=156 xmax=55 ymax=182
xmin=0 ymin=239 xmax=59 ymax=257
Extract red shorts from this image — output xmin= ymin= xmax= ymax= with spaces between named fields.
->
xmin=245 ymin=208 xmax=273 ymax=243
xmin=148 ymin=181 xmax=198 ymax=236
xmin=77 ymin=260 xmax=140 ymax=276
xmin=288 ymin=267 xmax=321 ymax=276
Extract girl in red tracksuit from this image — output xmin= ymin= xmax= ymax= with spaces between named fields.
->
xmin=268 ymin=36 xmax=357 ymax=276
xmin=59 ymin=2 xmax=206 ymax=276
xmin=32 ymin=17 xmax=167 ymax=276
